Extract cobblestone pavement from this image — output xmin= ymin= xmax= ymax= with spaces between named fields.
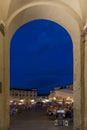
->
xmin=10 ymin=107 xmax=73 ymax=130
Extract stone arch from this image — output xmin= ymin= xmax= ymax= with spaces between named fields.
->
xmin=2 ymin=2 xmax=83 ymax=130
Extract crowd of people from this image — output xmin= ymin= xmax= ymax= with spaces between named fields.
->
xmin=10 ymin=100 xmax=73 ymax=126
xmin=46 ymin=102 xmax=73 ymax=126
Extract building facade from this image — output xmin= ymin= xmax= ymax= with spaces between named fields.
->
xmin=49 ymin=85 xmax=73 ymax=98
xmin=10 ymin=88 xmax=37 ymax=101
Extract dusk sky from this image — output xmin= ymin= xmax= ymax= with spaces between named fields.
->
xmin=10 ymin=19 xmax=73 ymax=94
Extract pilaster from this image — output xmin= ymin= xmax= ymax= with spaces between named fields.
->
xmin=0 ymin=31 xmax=10 ymax=130
xmin=84 ymin=32 xmax=87 ymax=130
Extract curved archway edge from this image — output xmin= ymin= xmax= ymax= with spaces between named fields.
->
xmin=1 ymin=3 xmax=83 ymax=130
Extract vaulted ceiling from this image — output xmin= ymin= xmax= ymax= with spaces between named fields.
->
xmin=0 ymin=0 xmax=87 ymax=23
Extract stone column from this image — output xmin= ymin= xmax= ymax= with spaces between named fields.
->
xmin=73 ymin=36 xmax=82 ymax=130
xmin=84 ymin=33 xmax=87 ymax=130
xmin=80 ymin=32 xmax=85 ymax=130
xmin=0 ymin=31 xmax=10 ymax=130
xmin=78 ymin=29 xmax=87 ymax=130
xmin=0 ymin=32 xmax=5 ymax=130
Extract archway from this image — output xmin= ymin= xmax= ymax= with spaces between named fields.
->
xmin=10 ymin=19 xmax=73 ymax=95
xmin=1 ymin=2 xmax=83 ymax=130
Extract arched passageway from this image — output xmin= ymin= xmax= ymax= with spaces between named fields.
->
xmin=0 ymin=1 xmax=86 ymax=130
xmin=10 ymin=19 xmax=73 ymax=95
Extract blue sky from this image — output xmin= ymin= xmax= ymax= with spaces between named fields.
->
xmin=10 ymin=19 xmax=73 ymax=94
